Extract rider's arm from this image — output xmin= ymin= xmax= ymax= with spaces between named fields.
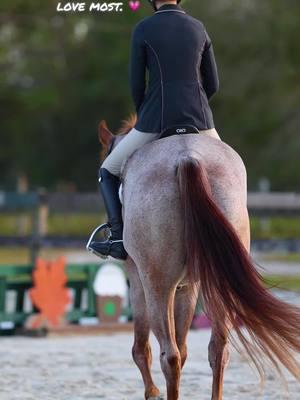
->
xmin=130 ymin=24 xmax=146 ymax=112
xmin=200 ymin=31 xmax=219 ymax=100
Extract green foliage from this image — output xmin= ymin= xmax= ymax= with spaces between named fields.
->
xmin=0 ymin=0 xmax=299 ymax=190
xmin=2 ymin=212 xmax=300 ymax=239
xmin=262 ymin=253 xmax=300 ymax=263
xmin=0 ymin=212 xmax=105 ymax=236
xmin=47 ymin=212 xmax=106 ymax=236
xmin=265 ymin=275 xmax=300 ymax=292
xmin=251 ymin=217 xmax=300 ymax=239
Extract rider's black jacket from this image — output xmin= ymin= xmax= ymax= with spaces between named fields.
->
xmin=130 ymin=4 xmax=219 ymax=134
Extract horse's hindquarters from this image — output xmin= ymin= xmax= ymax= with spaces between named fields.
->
xmin=122 ymin=134 xmax=247 ymax=273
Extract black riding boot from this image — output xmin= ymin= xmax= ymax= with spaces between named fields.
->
xmin=87 ymin=168 xmax=127 ymax=260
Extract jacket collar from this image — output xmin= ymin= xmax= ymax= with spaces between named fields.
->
xmin=155 ymin=4 xmax=185 ymax=14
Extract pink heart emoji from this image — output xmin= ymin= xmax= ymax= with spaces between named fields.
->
xmin=129 ymin=1 xmax=140 ymax=12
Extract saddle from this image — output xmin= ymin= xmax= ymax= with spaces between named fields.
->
xmin=160 ymin=125 xmax=200 ymax=139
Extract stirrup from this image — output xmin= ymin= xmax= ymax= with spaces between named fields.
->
xmin=86 ymin=223 xmax=111 ymax=259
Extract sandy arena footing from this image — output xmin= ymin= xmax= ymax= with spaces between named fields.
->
xmin=0 ymin=327 xmax=300 ymax=400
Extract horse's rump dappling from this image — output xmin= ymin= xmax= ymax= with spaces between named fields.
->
xmin=122 ymin=134 xmax=245 ymax=266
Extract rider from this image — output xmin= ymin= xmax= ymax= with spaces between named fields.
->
xmin=88 ymin=0 xmax=219 ymax=260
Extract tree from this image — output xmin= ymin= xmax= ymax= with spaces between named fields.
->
xmin=0 ymin=0 xmax=299 ymax=191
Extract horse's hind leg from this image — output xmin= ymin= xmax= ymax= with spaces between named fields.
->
xmin=140 ymin=272 xmax=181 ymax=400
xmin=208 ymin=321 xmax=230 ymax=400
xmin=208 ymin=209 xmax=249 ymax=400
xmin=126 ymin=258 xmax=161 ymax=400
xmin=174 ymin=282 xmax=199 ymax=368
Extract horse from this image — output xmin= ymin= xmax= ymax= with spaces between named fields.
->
xmin=97 ymin=116 xmax=300 ymax=400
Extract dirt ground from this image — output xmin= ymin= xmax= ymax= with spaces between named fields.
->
xmin=0 ymin=325 xmax=300 ymax=400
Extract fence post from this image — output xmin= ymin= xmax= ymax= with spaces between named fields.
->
xmin=29 ymin=190 xmax=47 ymax=265
xmin=38 ymin=189 xmax=49 ymax=237
xmin=258 ymin=178 xmax=271 ymax=234
xmin=30 ymin=205 xmax=40 ymax=265
xmin=16 ymin=174 xmax=30 ymax=236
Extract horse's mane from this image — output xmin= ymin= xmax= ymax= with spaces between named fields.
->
xmin=117 ymin=114 xmax=137 ymax=135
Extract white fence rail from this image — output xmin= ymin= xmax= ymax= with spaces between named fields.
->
xmin=247 ymin=192 xmax=300 ymax=215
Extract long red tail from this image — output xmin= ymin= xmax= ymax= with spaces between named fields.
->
xmin=177 ymin=156 xmax=300 ymax=380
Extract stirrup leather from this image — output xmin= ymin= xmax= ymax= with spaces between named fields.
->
xmin=86 ymin=223 xmax=124 ymax=260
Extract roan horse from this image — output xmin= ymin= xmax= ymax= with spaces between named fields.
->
xmin=98 ymin=116 xmax=300 ymax=400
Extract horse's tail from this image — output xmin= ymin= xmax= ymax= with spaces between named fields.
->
xmin=177 ymin=156 xmax=300 ymax=380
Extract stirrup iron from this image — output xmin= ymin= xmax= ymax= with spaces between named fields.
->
xmin=86 ymin=223 xmax=125 ymax=260
xmin=86 ymin=223 xmax=111 ymax=259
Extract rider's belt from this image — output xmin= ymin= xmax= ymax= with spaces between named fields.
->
xmin=160 ymin=125 xmax=200 ymax=139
